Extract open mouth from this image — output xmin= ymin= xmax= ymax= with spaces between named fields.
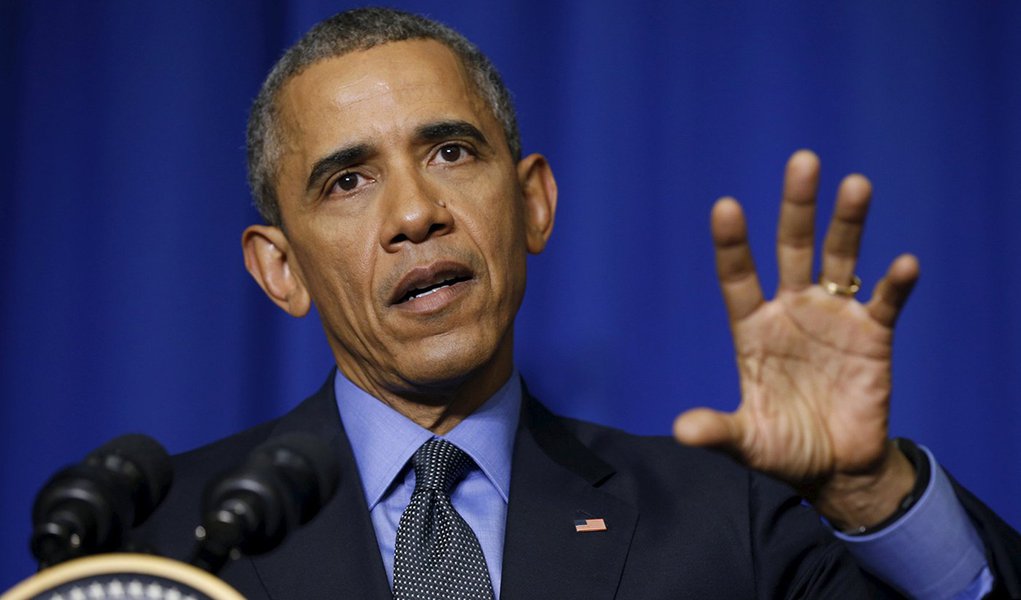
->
xmin=390 ymin=262 xmax=475 ymax=307
xmin=396 ymin=275 xmax=472 ymax=304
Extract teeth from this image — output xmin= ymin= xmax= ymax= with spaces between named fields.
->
xmin=399 ymin=275 xmax=471 ymax=304
xmin=409 ymin=283 xmax=449 ymax=301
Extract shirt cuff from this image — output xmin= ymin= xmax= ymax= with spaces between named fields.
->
xmin=833 ymin=446 xmax=989 ymax=599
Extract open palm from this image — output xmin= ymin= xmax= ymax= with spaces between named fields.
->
xmin=674 ymin=150 xmax=919 ymax=514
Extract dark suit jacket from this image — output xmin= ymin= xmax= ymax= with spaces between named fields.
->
xmin=132 ymin=374 xmax=1021 ymax=598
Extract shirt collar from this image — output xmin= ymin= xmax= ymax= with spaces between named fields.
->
xmin=334 ymin=370 xmax=521 ymax=510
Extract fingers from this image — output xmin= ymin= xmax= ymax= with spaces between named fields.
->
xmin=777 ymin=150 xmax=821 ymax=290
xmin=673 ymin=408 xmax=743 ymax=455
xmin=866 ymin=254 xmax=920 ymax=327
xmin=821 ymin=174 xmax=871 ymax=287
xmin=712 ymin=197 xmax=765 ymax=321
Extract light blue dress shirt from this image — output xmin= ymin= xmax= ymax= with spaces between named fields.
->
xmin=335 ymin=370 xmax=991 ymax=598
xmin=835 ymin=446 xmax=992 ymax=599
xmin=335 ymin=371 xmax=520 ymax=599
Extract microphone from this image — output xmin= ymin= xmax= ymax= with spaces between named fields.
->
xmin=30 ymin=434 xmax=173 ymax=568
xmin=189 ymin=432 xmax=340 ymax=574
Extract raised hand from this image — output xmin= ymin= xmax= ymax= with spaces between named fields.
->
xmin=673 ymin=150 xmax=920 ymax=528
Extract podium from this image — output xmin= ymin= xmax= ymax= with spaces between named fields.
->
xmin=2 ymin=554 xmax=244 ymax=600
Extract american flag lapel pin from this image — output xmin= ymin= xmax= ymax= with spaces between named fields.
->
xmin=574 ymin=510 xmax=607 ymax=533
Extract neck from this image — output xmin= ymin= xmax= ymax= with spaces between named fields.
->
xmin=337 ymin=337 xmax=515 ymax=435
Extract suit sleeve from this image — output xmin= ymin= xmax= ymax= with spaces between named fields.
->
xmin=949 ymin=473 xmax=1021 ymax=598
xmin=746 ymin=472 xmax=873 ymax=599
xmin=833 ymin=441 xmax=1021 ymax=599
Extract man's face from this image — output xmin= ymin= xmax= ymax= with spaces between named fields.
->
xmin=257 ymin=40 xmax=554 ymax=397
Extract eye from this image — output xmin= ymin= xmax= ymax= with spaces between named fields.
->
xmin=431 ymin=143 xmax=474 ymax=165
xmin=335 ymin=172 xmax=361 ymax=191
xmin=327 ymin=171 xmax=372 ymax=197
xmin=439 ymin=145 xmax=463 ymax=162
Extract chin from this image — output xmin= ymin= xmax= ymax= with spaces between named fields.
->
xmin=394 ymin=330 xmax=508 ymax=390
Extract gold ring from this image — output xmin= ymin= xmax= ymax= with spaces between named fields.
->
xmin=819 ymin=274 xmax=862 ymax=297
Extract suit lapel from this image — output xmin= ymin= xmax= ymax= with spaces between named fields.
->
xmin=247 ymin=375 xmax=393 ymax=599
xmin=501 ymin=395 xmax=638 ymax=600
xmin=238 ymin=376 xmax=637 ymax=599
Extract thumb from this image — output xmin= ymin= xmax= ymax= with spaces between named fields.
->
xmin=673 ymin=408 xmax=743 ymax=452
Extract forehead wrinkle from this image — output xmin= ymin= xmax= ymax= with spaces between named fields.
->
xmin=321 ymin=43 xmax=485 ymax=123
xmin=274 ymin=40 xmax=503 ymax=202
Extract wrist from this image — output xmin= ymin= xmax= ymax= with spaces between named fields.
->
xmin=811 ymin=439 xmax=919 ymax=532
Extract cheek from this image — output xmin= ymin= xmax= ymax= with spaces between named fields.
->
xmin=293 ymin=226 xmax=377 ymax=319
xmin=465 ymin=199 xmax=529 ymax=307
xmin=464 ymin=176 xmax=527 ymax=250
xmin=489 ymin=201 xmax=529 ymax=278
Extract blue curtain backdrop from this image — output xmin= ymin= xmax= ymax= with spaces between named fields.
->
xmin=2 ymin=0 xmax=1019 ymax=587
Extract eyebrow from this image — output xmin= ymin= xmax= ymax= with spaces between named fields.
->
xmin=305 ymin=143 xmax=373 ymax=193
xmin=415 ymin=120 xmax=489 ymax=148
xmin=303 ymin=121 xmax=490 ymax=193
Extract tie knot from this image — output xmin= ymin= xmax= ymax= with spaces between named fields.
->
xmin=412 ymin=438 xmax=472 ymax=493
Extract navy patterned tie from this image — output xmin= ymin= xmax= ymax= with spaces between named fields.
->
xmin=392 ymin=438 xmax=495 ymax=600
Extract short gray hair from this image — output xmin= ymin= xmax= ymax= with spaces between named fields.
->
xmin=246 ymin=7 xmax=521 ymax=226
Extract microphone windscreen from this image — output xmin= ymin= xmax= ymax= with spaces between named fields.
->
xmin=190 ymin=431 xmax=341 ymax=573
xmin=31 ymin=433 xmax=173 ymax=566
xmin=254 ymin=432 xmax=339 ymax=508
xmin=87 ymin=434 xmax=173 ymax=521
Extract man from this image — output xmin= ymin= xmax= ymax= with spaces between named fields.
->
xmin=133 ymin=7 xmax=1021 ymax=598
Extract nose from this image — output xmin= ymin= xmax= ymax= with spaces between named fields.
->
xmin=379 ymin=169 xmax=453 ymax=251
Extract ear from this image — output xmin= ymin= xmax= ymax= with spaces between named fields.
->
xmin=517 ymin=153 xmax=558 ymax=254
xmin=241 ymin=225 xmax=312 ymax=317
